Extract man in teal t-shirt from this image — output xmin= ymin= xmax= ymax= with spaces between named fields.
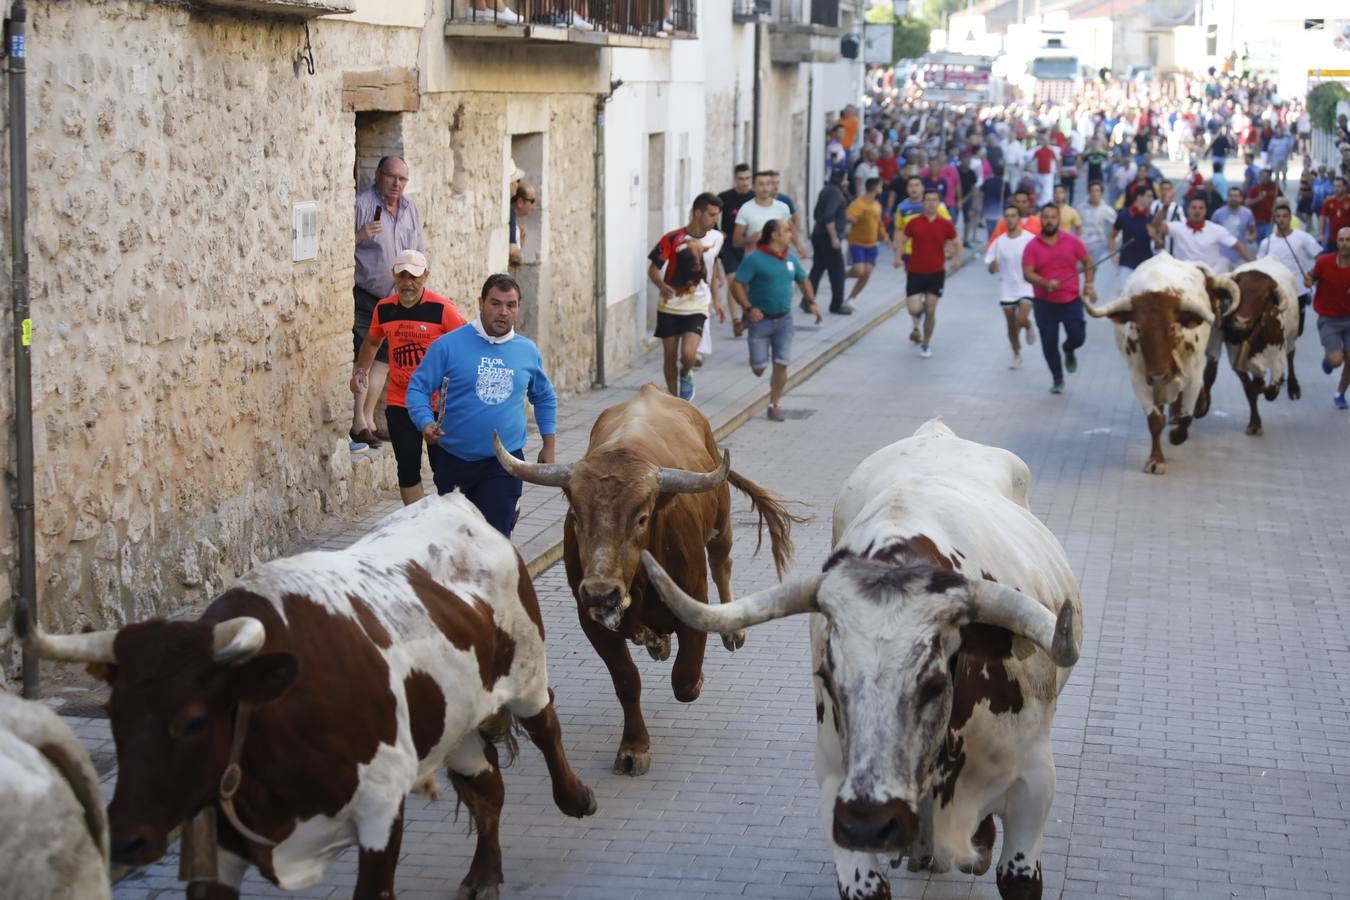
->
xmin=730 ymin=219 xmax=820 ymax=421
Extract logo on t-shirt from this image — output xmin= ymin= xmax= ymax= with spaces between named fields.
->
xmin=476 ymin=357 xmax=514 ymax=405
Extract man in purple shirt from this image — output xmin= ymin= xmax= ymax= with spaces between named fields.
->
xmin=1022 ymin=204 xmax=1097 ymax=394
xmin=352 ymin=156 xmax=427 ymax=449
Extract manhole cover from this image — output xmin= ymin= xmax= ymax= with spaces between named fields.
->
xmin=776 ymin=408 xmax=815 ymax=420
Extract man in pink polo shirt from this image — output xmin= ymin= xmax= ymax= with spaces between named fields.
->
xmin=1022 ymin=204 xmax=1097 ymax=394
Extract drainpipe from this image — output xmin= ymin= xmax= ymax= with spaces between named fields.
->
xmin=752 ymin=23 xmax=762 ymax=171
xmin=7 ymin=0 xmax=37 ymax=698
xmin=592 ymin=78 xmax=621 ymax=390
xmin=805 ymin=67 xmax=814 ymax=236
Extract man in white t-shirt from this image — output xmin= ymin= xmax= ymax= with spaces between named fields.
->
xmin=1259 ymin=203 xmax=1322 ymax=335
xmin=648 ymin=193 xmax=727 ymax=402
xmin=732 ymin=171 xmax=792 ymax=252
xmin=983 ymin=203 xmax=1038 ymax=369
xmin=1156 ymin=196 xmax=1254 ymax=270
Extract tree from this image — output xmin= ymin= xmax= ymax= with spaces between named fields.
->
xmin=892 ymin=15 xmax=932 ymax=61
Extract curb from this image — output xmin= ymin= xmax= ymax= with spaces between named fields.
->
xmin=523 ymin=294 xmax=908 ymax=579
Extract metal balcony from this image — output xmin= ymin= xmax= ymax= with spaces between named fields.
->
xmin=732 ymin=0 xmax=772 ymax=23
xmin=444 ymin=0 xmax=697 ymax=45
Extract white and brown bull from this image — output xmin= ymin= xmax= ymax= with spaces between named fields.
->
xmin=1201 ymin=256 xmax=1302 ymax=435
xmin=643 ymin=419 xmax=1082 ymax=900
xmin=496 ymin=383 xmax=799 ymax=776
xmin=14 ymin=493 xmax=595 ymax=900
xmin=0 ymin=692 xmax=111 ymax=900
xmin=1084 ymin=251 xmax=1240 ymax=474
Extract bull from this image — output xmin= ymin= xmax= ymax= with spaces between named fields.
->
xmin=14 ymin=493 xmax=595 ymax=900
xmin=642 ymin=419 xmax=1081 ymax=900
xmin=1083 ymin=251 xmax=1240 ymax=473
xmin=496 ymin=383 xmax=798 ymax=776
xmin=0 ymin=691 xmax=111 ymax=900
xmin=1208 ymin=256 xmax=1302 ymax=435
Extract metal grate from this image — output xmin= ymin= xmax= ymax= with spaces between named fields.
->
xmin=810 ymin=0 xmax=839 ymax=27
xmin=448 ymin=0 xmax=696 ymax=36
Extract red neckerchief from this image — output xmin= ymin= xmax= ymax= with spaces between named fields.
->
xmin=760 ymin=246 xmax=788 ymax=261
xmin=1187 ymin=220 xmax=1205 ymax=233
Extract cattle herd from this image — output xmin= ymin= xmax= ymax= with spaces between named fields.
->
xmin=1083 ymin=251 xmax=1302 ymax=474
xmin=8 ymin=385 xmax=1085 ymax=900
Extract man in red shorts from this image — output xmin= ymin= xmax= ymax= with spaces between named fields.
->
xmin=899 ymin=188 xmax=962 ymax=358
xmin=351 ymin=249 xmax=466 ymax=504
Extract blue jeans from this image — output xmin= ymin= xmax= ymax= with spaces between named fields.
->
xmin=1033 ymin=298 xmax=1086 ymax=383
xmin=431 ymin=447 xmax=525 ymax=537
xmin=1255 ymin=221 xmax=1273 ymax=243
xmin=747 ymin=314 xmax=795 ymax=369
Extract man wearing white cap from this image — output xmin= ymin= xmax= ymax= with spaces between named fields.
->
xmin=352 ymin=250 xmax=465 ymax=505
xmin=353 ymin=156 xmax=426 ymax=449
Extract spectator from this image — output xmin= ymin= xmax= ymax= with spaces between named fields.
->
xmin=1150 ymin=180 xmax=1185 ymax=253
xmin=1021 ymin=204 xmax=1096 ymax=395
xmin=842 ymin=177 xmax=885 ymax=308
xmin=808 ymin=170 xmax=851 ymax=314
xmin=1308 ymin=227 xmax=1350 ymax=409
xmin=1110 ymin=185 xmax=1156 ymax=280
xmin=350 ymin=250 xmax=465 ymax=505
xmin=980 ymin=170 xmax=1006 ymax=239
xmin=407 ymin=273 xmax=557 ymax=537
xmin=852 ymin=148 xmax=880 ymax=197
xmin=352 ymin=155 xmax=426 ymax=451
xmin=960 ymin=151 xmax=982 ymax=245
xmin=509 ymin=180 xmax=536 ymax=267
xmin=1321 ymin=177 xmax=1350 ymax=252
xmin=838 ymin=105 xmax=861 ymax=158
xmin=1267 ymin=125 xmax=1295 ymax=189
xmin=826 ymin=124 xmax=848 ymax=175
xmin=648 ymin=193 xmax=726 ymax=403
xmin=1079 ymin=181 xmax=1118 ymax=269
xmin=732 ymin=171 xmax=791 ymax=252
xmin=1212 ymin=186 xmax=1258 ymax=274
xmin=769 ymin=170 xmax=812 ymax=258
xmin=730 ymin=220 xmax=821 ymax=423
xmin=1297 ymin=155 xmax=1316 ymax=229
xmin=718 ymin=164 xmax=756 ymax=337
xmin=1053 ymin=183 xmax=1082 ymax=236
xmin=1030 ymin=133 xmax=1058 ymax=207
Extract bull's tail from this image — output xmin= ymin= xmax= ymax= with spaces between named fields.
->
xmin=727 ymin=469 xmax=808 ymax=580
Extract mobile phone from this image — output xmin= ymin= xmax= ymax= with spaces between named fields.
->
xmin=374 ymin=206 xmax=382 ymax=222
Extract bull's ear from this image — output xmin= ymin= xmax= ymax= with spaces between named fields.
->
xmin=230 ymin=652 xmax=300 ymax=706
xmin=86 ymin=662 xmax=117 ymax=684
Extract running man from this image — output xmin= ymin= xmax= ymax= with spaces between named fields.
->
xmin=648 ymin=192 xmax=726 ymax=402
xmin=1156 ymin=195 xmax=1253 ymax=270
xmin=984 ymin=203 xmax=1037 ymax=369
xmin=1022 ymin=204 xmax=1096 ymax=394
xmin=898 ymin=188 xmax=963 ymax=358
xmin=1307 ymin=226 xmax=1350 ymax=410
xmin=843 ymin=177 xmax=885 ymax=307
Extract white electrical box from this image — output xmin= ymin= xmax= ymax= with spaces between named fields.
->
xmin=292 ymin=201 xmax=320 ymax=262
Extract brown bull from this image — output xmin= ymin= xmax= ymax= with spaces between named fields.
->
xmin=496 ymin=384 xmax=799 ymax=775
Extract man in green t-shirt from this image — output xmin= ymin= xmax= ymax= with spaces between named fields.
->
xmin=730 ymin=220 xmax=821 ymax=421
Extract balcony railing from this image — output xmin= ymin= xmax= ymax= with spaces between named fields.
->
xmin=810 ymin=0 xmax=839 ymax=27
xmin=446 ymin=0 xmax=696 ymax=38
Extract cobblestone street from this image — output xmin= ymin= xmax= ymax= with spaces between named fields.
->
xmin=102 ymin=244 xmax=1350 ymax=900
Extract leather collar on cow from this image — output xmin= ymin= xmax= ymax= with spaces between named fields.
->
xmin=217 ymin=703 xmax=277 ymax=848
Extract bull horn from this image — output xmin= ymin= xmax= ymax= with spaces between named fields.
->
xmin=1205 ymin=271 xmax=1242 ymax=318
xmin=213 ymin=617 xmax=266 ymax=664
xmin=966 ymin=581 xmax=1079 ymax=668
xmin=641 ymin=550 xmax=820 ymax=631
xmin=1082 ymin=294 xmax=1131 ymax=319
xmin=655 ymin=448 xmax=731 ymax=495
xmin=12 ymin=598 xmax=118 ymax=664
xmin=492 ymin=431 xmax=572 ymax=488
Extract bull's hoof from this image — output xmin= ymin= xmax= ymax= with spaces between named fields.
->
xmin=1144 ymin=458 xmax=1166 ymax=475
xmin=1246 ymin=422 xmax=1263 ymax=436
xmin=1168 ymin=426 xmax=1190 ymax=446
xmin=645 ymin=633 xmax=671 ymax=662
xmin=673 ymin=674 xmax=704 ymax=703
xmin=721 ymin=629 xmax=746 ymax=652
xmin=1264 ymin=383 xmax=1281 ymax=401
xmin=613 ymin=747 xmax=651 ymax=777
xmin=838 ymin=869 xmax=892 ymax=900
xmin=905 ymin=854 xmax=933 ymax=873
xmin=457 ymin=881 xmax=501 ymax=900
xmin=556 ymin=782 xmax=598 ymax=818
xmin=1194 ymin=390 xmax=1211 ymax=419
xmin=411 ymin=772 xmax=442 ymax=800
xmin=1289 ymin=380 xmax=1301 ymax=400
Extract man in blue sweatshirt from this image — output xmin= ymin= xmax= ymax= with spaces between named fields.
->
xmin=406 ymin=273 xmax=557 ymax=537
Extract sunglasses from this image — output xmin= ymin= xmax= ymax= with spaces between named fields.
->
xmin=518 ymin=196 xmax=537 ymax=204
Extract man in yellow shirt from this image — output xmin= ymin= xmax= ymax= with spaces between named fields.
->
xmin=844 ymin=177 xmax=885 ymax=307
xmin=1053 ymin=183 xmax=1082 ymax=235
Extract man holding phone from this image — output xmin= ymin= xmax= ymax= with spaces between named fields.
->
xmin=353 ymin=156 xmax=427 ymax=450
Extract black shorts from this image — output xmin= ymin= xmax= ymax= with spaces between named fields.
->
xmin=386 ymin=405 xmax=427 ymax=489
xmin=1000 ymin=297 xmax=1032 ymax=308
xmin=906 ymin=270 xmax=945 ymax=298
xmin=1296 ymin=197 xmax=1314 ymax=216
xmin=654 ymin=311 xmax=707 ymax=339
xmin=353 ymin=286 xmax=389 ymax=364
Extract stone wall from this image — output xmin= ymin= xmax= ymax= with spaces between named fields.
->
xmin=0 ymin=1 xmax=600 ymax=676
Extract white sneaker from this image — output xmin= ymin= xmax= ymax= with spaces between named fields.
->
xmin=470 ymin=6 xmax=520 ymax=23
xmin=568 ymin=12 xmax=596 ymax=30
xmin=1010 ymin=353 xmax=1022 ymax=370
xmin=920 ymin=345 xmax=932 ymax=358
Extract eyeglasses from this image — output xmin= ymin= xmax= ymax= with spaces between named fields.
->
xmin=519 ymin=196 xmax=537 ymax=204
